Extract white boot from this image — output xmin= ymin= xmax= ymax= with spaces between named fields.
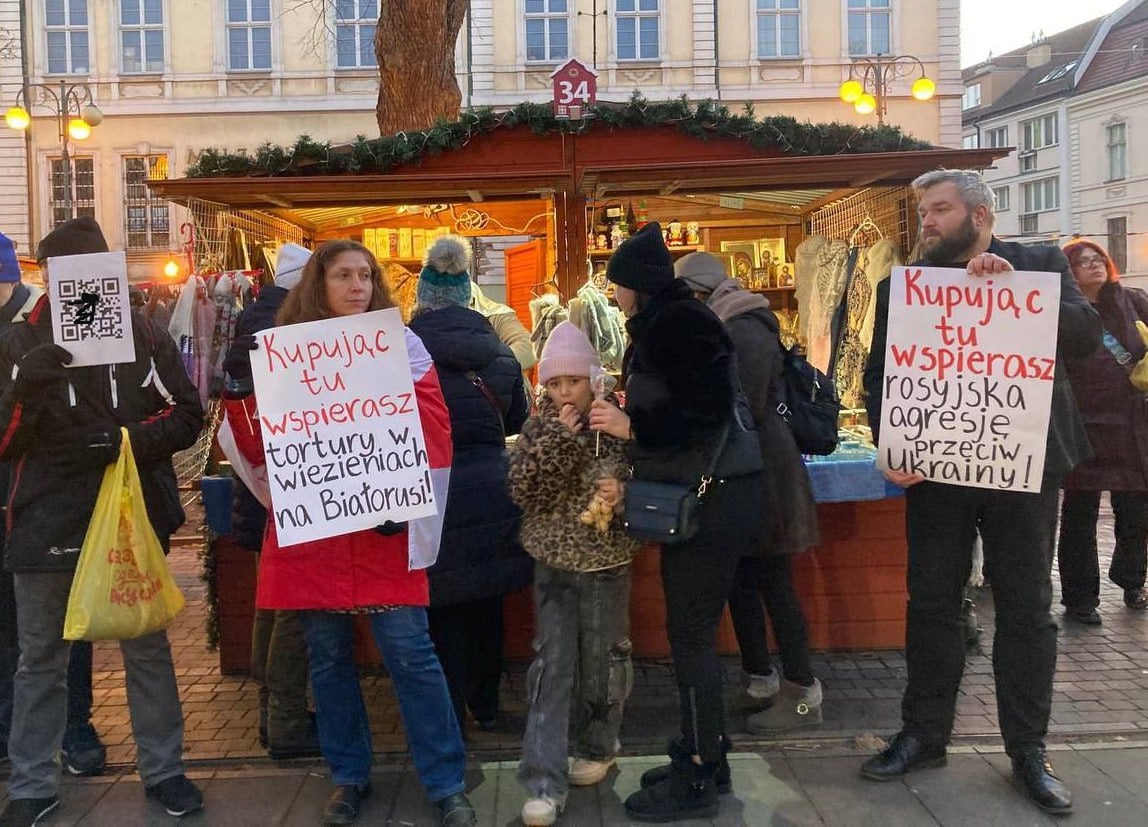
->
xmin=745 ymin=670 xmax=780 ymax=701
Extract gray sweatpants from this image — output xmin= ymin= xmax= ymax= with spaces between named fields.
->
xmin=7 ymin=571 xmax=186 ymax=799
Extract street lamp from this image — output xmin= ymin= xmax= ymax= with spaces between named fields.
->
xmin=5 ymin=81 xmax=103 ymax=221
xmin=839 ymin=54 xmax=935 ymax=127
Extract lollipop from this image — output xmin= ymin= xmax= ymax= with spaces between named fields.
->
xmin=589 ymin=365 xmax=617 ymax=457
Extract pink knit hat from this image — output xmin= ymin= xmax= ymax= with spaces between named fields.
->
xmin=538 ymin=321 xmax=601 ymax=383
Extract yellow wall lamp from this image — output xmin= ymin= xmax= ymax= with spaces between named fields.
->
xmin=839 ymin=55 xmax=935 ymax=127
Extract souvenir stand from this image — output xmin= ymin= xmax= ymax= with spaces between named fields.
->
xmin=150 ymin=102 xmax=1006 ymax=672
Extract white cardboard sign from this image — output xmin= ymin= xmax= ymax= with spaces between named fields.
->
xmin=250 ymin=308 xmax=438 ymax=546
xmin=877 ymin=265 xmax=1061 ymax=492
xmin=46 ymin=251 xmax=135 ymax=367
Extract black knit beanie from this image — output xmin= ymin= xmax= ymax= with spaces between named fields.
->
xmin=606 ymin=222 xmax=674 ymax=294
xmin=35 ymin=216 xmax=109 ymax=262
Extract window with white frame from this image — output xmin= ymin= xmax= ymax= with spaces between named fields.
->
xmin=227 ymin=0 xmax=272 ymax=71
xmin=962 ymin=134 xmax=979 ymax=149
xmin=847 ymin=0 xmax=890 ymax=57
xmin=616 ymin=0 xmax=659 ymax=61
xmin=123 ymin=155 xmax=170 ymax=250
xmin=49 ymin=157 xmax=96 ymax=228
xmin=525 ymin=0 xmax=569 ymax=63
xmin=757 ymin=0 xmax=800 ymax=59
xmin=1106 ymin=122 xmax=1127 ymax=181
xmin=962 ymin=84 xmax=981 ymax=110
xmin=1022 ymin=177 xmax=1059 ymax=213
xmin=45 ymin=0 xmax=90 ymax=75
xmin=336 ymin=0 xmax=377 ymax=68
xmin=120 ymin=0 xmax=164 ymax=74
xmin=992 ymin=185 xmax=1010 ymax=212
xmin=1021 ymin=113 xmax=1058 ymax=150
xmin=986 ymin=126 xmax=1008 ymax=148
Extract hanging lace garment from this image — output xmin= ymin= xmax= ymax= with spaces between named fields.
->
xmin=831 ymin=238 xmax=902 ymax=408
xmin=804 ymin=238 xmax=850 ymax=373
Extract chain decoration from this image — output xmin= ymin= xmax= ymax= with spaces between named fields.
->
xmin=186 ymin=93 xmax=932 ymax=179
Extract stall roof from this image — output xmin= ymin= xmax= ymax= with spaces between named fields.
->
xmin=151 ymin=147 xmax=1005 ymax=219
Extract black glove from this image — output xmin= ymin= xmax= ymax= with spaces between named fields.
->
xmin=49 ymin=423 xmax=122 ymax=473
xmin=223 ymin=334 xmax=259 ymax=383
xmin=374 ymin=520 xmax=408 ymax=536
xmin=15 ymin=343 xmax=73 ymax=401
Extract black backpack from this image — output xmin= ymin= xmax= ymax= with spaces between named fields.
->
xmin=776 ymin=345 xmax=840 ymax=455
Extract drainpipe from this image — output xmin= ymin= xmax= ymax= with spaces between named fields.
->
xmin=712 ymin=0 xmax=721 ymax=100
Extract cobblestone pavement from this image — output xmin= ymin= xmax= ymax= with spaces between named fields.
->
xmin=82 ymin=503 xmax=1148 ymax=769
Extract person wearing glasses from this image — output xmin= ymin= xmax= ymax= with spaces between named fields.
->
xmin=1057 ymin=239 xmax=1148 ymax=625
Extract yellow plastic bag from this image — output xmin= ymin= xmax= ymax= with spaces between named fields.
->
xmin=1132 ymin=321 xmax=1148 ymax=392
xmin=63 ymin=428 xmax=185 ymax=641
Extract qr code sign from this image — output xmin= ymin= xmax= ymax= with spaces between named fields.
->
xmin=57 ymin=277 xmax=125 ymax=343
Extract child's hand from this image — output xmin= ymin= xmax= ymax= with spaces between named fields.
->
xmin=589 ymin=399 xmax=631 ymax=439
xmin=558 ymin=403 xmax=583 ymax=433
xmin=595 ymin=476 xmax=621 ymax=509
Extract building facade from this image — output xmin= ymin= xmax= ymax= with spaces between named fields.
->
xmin=961 ymin=0 xmax=1148 ymax=286
xmin=1 ymin=1 xmax=959 ymax=281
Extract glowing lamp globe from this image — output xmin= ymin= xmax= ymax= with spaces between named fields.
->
xmin=839 ymin=79 xmax=864 ymax=104
xmin=67 ymin=118 xmax=91 ymax=140
xmin=163 ymin=259 xmax=180 ymax=279
xmin=854 ymin=93 xmax=877 ymax=116
xmin=912 ymin=76 xmax=937 ymax=102
xmin=5 ymin=106 xmax=30 ymax=130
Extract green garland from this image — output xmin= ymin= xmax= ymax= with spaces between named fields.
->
xmin=186 ymin=93 xmax=932 ymax=179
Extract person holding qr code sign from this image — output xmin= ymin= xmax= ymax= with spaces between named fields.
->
xmin=0 ymin=217 xmax=206 ymax=825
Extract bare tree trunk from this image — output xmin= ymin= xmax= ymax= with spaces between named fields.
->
xmin=376 ymin=0 xmax=469 ymax=134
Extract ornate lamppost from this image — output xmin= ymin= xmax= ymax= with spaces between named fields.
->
xmin=5 ymin=81 xmax=103 ymax=221
xmin=839 ymin=54 xmax=936 ymax=126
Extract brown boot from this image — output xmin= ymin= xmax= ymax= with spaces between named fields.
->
xmin=747 ymin=678 xmax=822 ymax=735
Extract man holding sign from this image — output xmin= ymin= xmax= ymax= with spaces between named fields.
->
xmin=861 ymin=170 xmax=1100 ymax=814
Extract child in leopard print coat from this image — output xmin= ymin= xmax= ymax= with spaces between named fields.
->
xmin=510 ymin=322 xmax=639 ymax=826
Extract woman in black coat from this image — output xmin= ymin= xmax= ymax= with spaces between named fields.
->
xmin=590 ymin=225 xmax=763 ymax=822
xmin=1058 ymin=239 xmax=1148 ymax=623
xmin=675 ymin=253 xmax=823 ymax=735
xmin=407 ymin=237 xmax=531 ymax=734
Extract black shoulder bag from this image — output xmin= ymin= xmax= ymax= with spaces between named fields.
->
xmin=623 ymin=422 xmax=731 ymax=545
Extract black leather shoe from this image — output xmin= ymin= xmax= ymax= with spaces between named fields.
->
xmin=860 ymin=731 xmax=947 ymax=781
xmin=1012 ymin=747 xmax=1072 ymax=815
xmin=323 ymin=783 xmax=371 ymax=825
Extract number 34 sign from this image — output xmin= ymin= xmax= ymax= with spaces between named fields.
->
xmin=550 ymin=58 xmax=598 ymax=120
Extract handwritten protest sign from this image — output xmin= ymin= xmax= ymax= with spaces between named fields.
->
xmin=877 ymin=266 xmax=1061 ymax=492
xmin=250 ymin=308 xmax=438 ymax=546
xmin=46 ymin=251 xmax=134 ymax=367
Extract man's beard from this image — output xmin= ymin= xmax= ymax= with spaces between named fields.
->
xmin=921 ymin=214 xmax=979 ymax=264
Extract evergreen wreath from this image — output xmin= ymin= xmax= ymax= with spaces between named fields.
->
xmin=186 ymin=94 xmax=933 ymax=179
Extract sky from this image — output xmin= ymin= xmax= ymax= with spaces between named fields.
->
xmin=961 ymin=0 xmax=1130 ymax=66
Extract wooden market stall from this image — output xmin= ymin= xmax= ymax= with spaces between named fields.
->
xmin=151 ymin=107 xmax=1006 ymax=672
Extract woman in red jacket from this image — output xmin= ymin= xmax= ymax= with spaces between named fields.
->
xmin=224 ymin=240 xmax=476 ymax=827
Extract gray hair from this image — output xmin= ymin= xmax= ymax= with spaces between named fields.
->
xmin=912 ymin=169 xmax=996 ymax=222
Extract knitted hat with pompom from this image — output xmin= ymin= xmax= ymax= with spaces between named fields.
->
xmin=417 ymin=235 xmax=473 ymax=311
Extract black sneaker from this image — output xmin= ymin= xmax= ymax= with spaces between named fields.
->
xmin=145 ymin=774 xmax=204 ymax=817
xmin=1065 ymin=607 xmax=1102 ymax=626
xmin=61 ymin=723 xmax=106 ymax=777
xmin=0 ymin=797 xmax=60 ymax=827
xmin=323 ymin=783 xmax=371 ymax=825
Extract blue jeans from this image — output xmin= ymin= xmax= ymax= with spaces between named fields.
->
xmin=300 ymin=608 xmax=466 ymax=801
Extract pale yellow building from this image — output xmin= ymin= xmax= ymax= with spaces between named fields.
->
xmin=1 ymin=1 xmax=959 ymax=281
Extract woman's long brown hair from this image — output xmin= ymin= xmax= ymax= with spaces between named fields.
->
xmin=276 ymin=239 xmax=396 ymax=325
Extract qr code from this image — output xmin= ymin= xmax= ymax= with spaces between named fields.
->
xmin=57 ymin=278 xmax=125 ymax=342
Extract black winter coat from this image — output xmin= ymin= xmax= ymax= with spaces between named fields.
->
xmin=224 ymin=285 xmax=289 ymax=551
xmin=721 ymin=303 xmax=820 ymax=555
xmin=408 ymin=306 xmax=531 ymax=606
xmin=0 ymin=296 xmax=204 ymax=572
xmin=864 ymin=237 xmax=1100 ymax=485
xmin=1062 ymin=283 xmax=1148 ymax=491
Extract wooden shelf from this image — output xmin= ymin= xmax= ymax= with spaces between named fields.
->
xmin=589 ymin=244 xmax=704 ymax=257
xmin=751 ymin=286 xmax=796 ymax=293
